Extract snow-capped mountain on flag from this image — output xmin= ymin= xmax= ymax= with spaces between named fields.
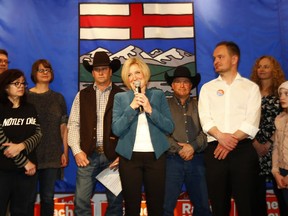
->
xmin=79 ymin=45 xmax=196 ymax=96
xmin=80 ymin=45 xmax=195 ymax=68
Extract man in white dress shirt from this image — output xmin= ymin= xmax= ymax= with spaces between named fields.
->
xmin=198 ymin=41 xmax=261 ymax=216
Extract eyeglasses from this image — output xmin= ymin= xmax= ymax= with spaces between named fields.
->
xmin=93 ymin=66 xmax=110 ymax=73
xmin=38 ymin=68 xmax=51 ymax=73
xmin=0 ymin=59 xmax=9 ymax=65
xmin=10 ymin=82 xmax=27 ymax=88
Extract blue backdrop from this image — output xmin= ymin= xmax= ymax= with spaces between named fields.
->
xmin=0 ymin=0 xmax=287 ymax=192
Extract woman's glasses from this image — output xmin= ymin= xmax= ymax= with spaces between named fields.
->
xmin=10 ymin=82 xmax=27 ymax=88
xmin=38 ymin=68 xmax=51 ymax=73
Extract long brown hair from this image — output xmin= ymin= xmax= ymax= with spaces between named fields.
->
xmin=250 ymin=55 xmax=286 ymax=96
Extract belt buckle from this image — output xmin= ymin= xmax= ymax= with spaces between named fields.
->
xmin=96 ymin=146 xmax=104 ymax=154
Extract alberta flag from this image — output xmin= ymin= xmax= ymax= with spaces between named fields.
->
xmin=79 ymin=0 xmax=195 ymax=95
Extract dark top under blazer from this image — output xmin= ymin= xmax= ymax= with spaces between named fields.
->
xmin=112 ymin=89 xmax=174 ymax=160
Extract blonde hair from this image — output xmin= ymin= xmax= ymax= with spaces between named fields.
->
xmin=278 ymin=81 xmax=288 ymax=95
xmin=250 ymin=55 xmax=286 ymax=96
xmin=121 ymin=57 xmax=151 ymax=89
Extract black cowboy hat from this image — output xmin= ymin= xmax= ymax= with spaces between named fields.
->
xmin=82 ymin=51 xmax=121 ymax=73
xmin=165 ymin=66 xmax=201 ymax=89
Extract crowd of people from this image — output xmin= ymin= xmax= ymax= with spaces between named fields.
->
xmin=0 ymin=41 xmax=288 ymax=216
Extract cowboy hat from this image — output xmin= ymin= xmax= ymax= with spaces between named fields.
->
xmin=165 ymin=66 xmax=201 ymax=89
xmin=83 ymin=51 xmax=121 ymax=73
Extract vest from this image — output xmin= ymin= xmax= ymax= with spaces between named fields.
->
xmin=79 ymin=83 xmax=123 ymax=160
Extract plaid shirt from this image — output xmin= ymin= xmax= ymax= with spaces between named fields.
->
xmin=95 ymin=83 xmax=112 ymax=147
xmin=68 ymin=83 xmax=112 ymax=155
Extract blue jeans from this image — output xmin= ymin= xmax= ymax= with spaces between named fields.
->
xmin=164 ymin=153 xmax=211 ymax=216
xmin=37 ymin=168 xmax=59 ymax=216
xmin=74 ymin=152 xmax=123 ymax=216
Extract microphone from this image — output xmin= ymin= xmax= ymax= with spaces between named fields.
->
xmin=134 ymin=80 xmax=143 ymax=113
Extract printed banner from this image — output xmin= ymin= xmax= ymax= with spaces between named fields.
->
xmin=33 ymin=193 xmax=280 ymax=216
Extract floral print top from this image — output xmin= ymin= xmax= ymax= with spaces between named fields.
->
xmin=255 ymin=95 xmax=281 ymax=176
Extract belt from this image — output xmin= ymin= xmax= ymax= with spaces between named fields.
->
xmin=95 ymin=146 xmax=104 ymax=154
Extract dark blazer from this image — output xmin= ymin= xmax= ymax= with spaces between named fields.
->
xmin=79 ymin=83 xmax=124 ymax=161
xmin=112 ymin=89 xmax=174 ymax=160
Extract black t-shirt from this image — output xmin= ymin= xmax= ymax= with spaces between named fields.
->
xmin=0 ymin=103 xmax=39 ymax=170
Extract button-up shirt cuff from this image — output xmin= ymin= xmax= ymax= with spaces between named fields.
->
xmin=202 ymin=122 xmax=215 ymax=135
xmin=71 ymin=145 xmax=82 ymax=156
xmin=190 ymin=141 xmax=198 ymax=152
xmin=239 ymin=122 xmax=259 ymax=139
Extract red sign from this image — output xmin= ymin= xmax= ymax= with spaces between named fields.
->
xmin=33 ymin=193 xmax=280 ymax=216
